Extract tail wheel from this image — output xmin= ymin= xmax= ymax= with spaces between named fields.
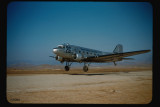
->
xmin=83 ymin=65 xmax=88 ymax=72
xmin=65 ymin=66 xmax=70 ymax=71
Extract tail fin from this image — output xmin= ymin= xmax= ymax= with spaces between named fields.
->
xmin=113 ymin=44 xmax=123 ymax=53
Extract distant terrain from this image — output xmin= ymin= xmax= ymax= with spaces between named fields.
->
xmin=7 ymin=63 xmax=152 ymax=74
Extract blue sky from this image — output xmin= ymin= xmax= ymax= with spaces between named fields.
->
xmin=7 ymin=2 xmax=152 ymax=66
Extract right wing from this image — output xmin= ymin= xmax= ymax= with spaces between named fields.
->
xmin=83 ymin=50 xmax=150 ymax=62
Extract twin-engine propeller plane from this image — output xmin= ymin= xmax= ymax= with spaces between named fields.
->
xmin=50 ymin=43 xmax=150 ymax=72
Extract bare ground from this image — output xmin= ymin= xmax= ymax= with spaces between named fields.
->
xmin=7 ymin=69 xmax=152 ymax=104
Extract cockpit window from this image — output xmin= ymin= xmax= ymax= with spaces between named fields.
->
xmin=57 ymin=45 xmax=64 ymax=49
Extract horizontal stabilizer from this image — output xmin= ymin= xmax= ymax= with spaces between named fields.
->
xmin=122 ymin=58 xmax=134 ymax=60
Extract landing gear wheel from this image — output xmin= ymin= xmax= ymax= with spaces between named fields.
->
xmin=83 ymin=65 xmax=88 ymax=72
xmin=65 ymin=66 xmax=70 ymax=71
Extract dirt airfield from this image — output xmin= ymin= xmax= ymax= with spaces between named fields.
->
xmin=7 ymin=67 xmax=152 ymax=104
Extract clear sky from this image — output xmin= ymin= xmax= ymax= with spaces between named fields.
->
xmin=7 ymin=2 xmax=152 ymax=66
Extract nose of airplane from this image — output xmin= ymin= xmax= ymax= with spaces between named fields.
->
xmin=53 ymin=48 xmax=58 ymax=54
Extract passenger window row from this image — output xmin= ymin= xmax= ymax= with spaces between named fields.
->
xmin=74 ymin=48 xmax=99 ymax=56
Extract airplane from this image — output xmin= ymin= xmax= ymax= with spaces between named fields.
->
xmin=50 ymin=43 xmax=150 ymax=72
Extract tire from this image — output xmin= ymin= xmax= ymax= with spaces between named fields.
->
xmin=83 ymin=66 xmax=88 ymax=72
xmin=65 ymin=66 xmax=70 ymax=71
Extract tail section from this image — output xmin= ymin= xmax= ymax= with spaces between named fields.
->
xmin=113 ymin=44 xmax=123 ymax=53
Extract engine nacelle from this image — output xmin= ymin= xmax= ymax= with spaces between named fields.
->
xmin=57 ymin=56 xmax=63 ymax=62
xmin=73 ymin=53 xmax=83 ymax=61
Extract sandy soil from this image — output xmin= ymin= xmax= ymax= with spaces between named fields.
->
xmin=7 ymin=70 xmax=152 ymax=104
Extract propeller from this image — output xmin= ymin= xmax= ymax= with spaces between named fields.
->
xmin=49 ymin=56 xmax=58 ymax=60
xmin=49 ymin=56 xmax=56 ymax=58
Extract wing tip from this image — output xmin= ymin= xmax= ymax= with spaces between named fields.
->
xmin=146 ymin=50 xmax=151 ymax=52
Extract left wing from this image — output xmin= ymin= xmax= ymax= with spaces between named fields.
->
xmin=83 ymin=50 xmax=150 ymax=62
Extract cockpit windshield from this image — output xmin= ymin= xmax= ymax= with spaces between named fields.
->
xmin=57 ymin=45 xmax=64 ymax=49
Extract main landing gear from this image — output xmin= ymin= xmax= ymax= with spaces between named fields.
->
xmin=83 ymin=65 xmax=88 ymax=72
xmin=64 ymin=62 xmax=72 ymax=71
xmin=64 ymin=62 xmax=90 ymax=72
xmin=83 ymin=63 xmax=90 ymax=72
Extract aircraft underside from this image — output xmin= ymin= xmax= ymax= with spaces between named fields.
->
xmin=64 ymin=61 xmax=91 ymax=72
xmin=61 ymin=58 xmax=119 ymax=72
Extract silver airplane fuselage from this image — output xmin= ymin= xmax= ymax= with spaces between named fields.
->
xmin=53 ymin=43 xmax=111 ymax=63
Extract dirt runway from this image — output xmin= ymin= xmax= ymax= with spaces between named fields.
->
xmin=7 ymin=70 xmax=152 ymax=104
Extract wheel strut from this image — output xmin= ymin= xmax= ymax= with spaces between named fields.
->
xmin=83 ymin=62 xmax=90 ymax=72
xmin=64 ymin=62 xmax=72 ymax=71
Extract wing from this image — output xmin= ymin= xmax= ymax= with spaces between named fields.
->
xmin=83 ymin=50 xmax=150 ymax=62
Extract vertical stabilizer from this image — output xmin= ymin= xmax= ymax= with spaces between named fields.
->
xmin=113 ymin=44 xmax=123 ymax=53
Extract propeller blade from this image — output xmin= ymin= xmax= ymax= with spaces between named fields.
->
xmin=49 ymin=56 xmax=56 ymax=58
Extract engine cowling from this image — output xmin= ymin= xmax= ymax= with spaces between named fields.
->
xmin=57 ymin=56 xmax=63 ymax=61
xmin=73 ymin=53 xmax=83 ymax=61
